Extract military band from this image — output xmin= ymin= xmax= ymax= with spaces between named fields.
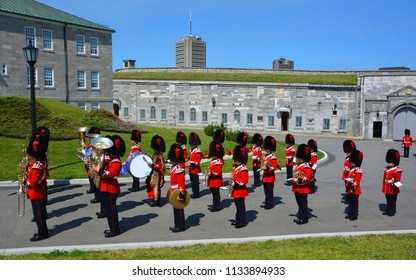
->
xmin=207 ymin=140 xmax=224 ymax=212
xmin=261 ymin=136 xmax=281 ymax=210
xmin=127 ymin=129 xmax=142 ymax=192
xmin=187 ymin=132 xmax=202 ymax=198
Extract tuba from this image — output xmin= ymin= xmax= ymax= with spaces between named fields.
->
xmin=74 ymin=127 xmax=89 ymax=161
xmin=89 ymin=137 xmax=113 ymax=187
xmin=17 ymin=139 xmax=29 ymax=216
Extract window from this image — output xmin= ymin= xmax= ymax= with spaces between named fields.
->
xmin=323 ymin=118 xmax=330 ymax=130
xmin=140 ymin=109 xmax=145 ymax=119
xmin=90 ymin=37 xmax=99 ymax=55
xmin=76 ymin=35 xmax=85 ymax=54
xmin=161 ymin=109 xmax=167 ymax=120
xmin=179 ymin=111 xmax=185 ymax=121
xmin=295 ymin=116 xmax=302 ymax=127
xmin=26 ymin=67 xmax=37 ymax=87
xmin=77 ymin=101 xmax=86 ymax=110
xmin=202 ymin=111 xmax=208 ymax=122
xmin=247 ymin=113 xmax=253 ymax=124
xmin=77 ymin=70 xmax=86 ymax=88
xmin=150 ymin=106 xmax=156 ymax=119
xmin=2 ymin=64 xmax=7 ymax=75
xmin=221 ymin=113 xmax=228 ymax=124
xmin=42 ymin=29 xmax=53 ymax=50
xmin=339 ymin=118 xmax=347 ymax=131
xmin=91 ymin=71 xmax=99 ymax=89
xmin=25 ymin=26 xmax=36 ymax=46
xmin=234 ymin=110 xmax=240 ymax=124
xmin=92 ymin=102 xmax=99 ymax=110
xmin=190 ymin=108 xmax=196 ymax=121
xmin=123 ymin=107 xmax=129 ymax=117
xmin=43 ymin=68 xmax=54 ymax=87
xmin=268 ymin=116 xmax=275 ymax=126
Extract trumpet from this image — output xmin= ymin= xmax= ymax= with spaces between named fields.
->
xmin=74 ymin=127 xmax=88 ymax=161
xmin=89 ymin=137 xmax=113 ymax=187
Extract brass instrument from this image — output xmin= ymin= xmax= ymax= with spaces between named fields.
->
xmin=150 ymin=153 xmax=165 ymax=202
xmin=166 ymin=188 xmax=190 ymax=209
xmin=89 ymin=137 xmax=113 ymax=187
xmin=17 ymin=139 xmax=29 ymax=216
xmin=74 ymin=127 xmax=88 ymax=161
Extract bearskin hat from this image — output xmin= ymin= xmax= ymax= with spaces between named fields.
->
xmin=130 ymin=129 xmax=141 ymax=142
xmin=296 ymin=144 xmax=311 ymax=162
xmin=189 ymin=132 xmax=201 ymax=146
xmin=232 ymin=145 xmax=248 ymax=164
xmin=32 ymin=131 xmax=47 ymax=153
xmin=151 ymin=135 xmax=166 ymax=153
xmin=35 ymin=126 xmax=50 ymax=149
xmin=213 ymin=129 xmax=225 ymax=143
xmin=27 ymin=136 xmax=46 ymax=160
xmin=251 ymin=133 xmax=263 ymax=146
xmin=285 ymin=134 xmax=295 ymax=145
xmin=236 ymin=132 xmax=248 ymax=147
xmin=176 ymin=131 xmax=187 ymax=145
xmin=405 ymin=129 xmax=410 ymax=136
xmin=86 ymin=126 xmax=101 ymax=137
xmin=385 ymin=149 xmax=400 ymax=166
xmin=209 ymin=141 xmax=224 ymax=158
xmin=307 ymin=139 xmax=318 ymax=152
xmin=109 ymin=135 xmax=126 ymax=157
xmin=349 ymin=149 xmax=363 ymax=167
xmin=343 ymin=140 xmax=356 ymax=154
xmin=263 ymin=136 xmax=277 ymax=152
xmin=168 ymin=143 xmax=185 ymax=163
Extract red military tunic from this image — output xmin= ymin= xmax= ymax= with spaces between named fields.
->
xmin=99 ymin=155 xmax=122 ymax=194
xmin=129 ymin=143 xmax=141 ymax=154
xmin=231 ymin=164 xmax=249 ymax=198
xmin=286 ymin=145 xmax=296 ymax=167
xmin=207 ymin=158 xmax=224 ymax=188
xmin=262 ymin=153 xmax=280 ymax=183
xmin=170 ymin=164 xmax=186 ymax=195
xmin=251 ymin=146 xmax=262 ymax=169
xmin=26 ymin=161 xmax=46 ymax=200
xmin=382 ymin=166 xmax=402 ymax=195
xmin=310 ymin=151 xmax=318 ymax=175
xmin=402 ymin=135 xmax=413 ymax=148
xmin=292 ymin=162 xmax=314 ymax=194
xmin=345 ymin=167 xmax=362 ymax=195
xmin=188 ymin=147 xmax=202 ymax=175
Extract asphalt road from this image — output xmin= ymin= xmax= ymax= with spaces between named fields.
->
xmin=1 ymin=135 xmax=416 ymax=255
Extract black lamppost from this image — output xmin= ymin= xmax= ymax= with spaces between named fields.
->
xmin=23 ymin=40 xmax=39 ymax=135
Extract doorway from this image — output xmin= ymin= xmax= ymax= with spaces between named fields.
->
xmin=373 ymin=121 xmax=382 ymax=138
xmin=281 ymin=112 xmax=288 ymax=131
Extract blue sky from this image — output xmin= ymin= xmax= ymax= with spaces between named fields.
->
xmin=38 ymin=0 xmax=416 ymax=71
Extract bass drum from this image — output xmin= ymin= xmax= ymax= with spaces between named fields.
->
xmin=127 ymin=152 xmax=153 ymax=178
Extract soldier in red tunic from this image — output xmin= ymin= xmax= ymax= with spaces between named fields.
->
xmin=284 ymin=134 xmax=296 ymax=186
xmin=127 ymin=129 xmax=142 ymax=192
xmin=382 ymin=149 xmax=402 ymax=216
xmin=342 ymin=140 xmax=357 ymax=204
xmin=26 ymin=135 xmax=49 ymax=241
xmin=251 ymin=133 xmax=263 ymax=189
xmin=146 ymin=135 xmax=166 ymax=207
xmin=291 ymin=144 xmax=314 ymax=225
xmin=167 ymin=144 xmax=187 ymax=232
xmin=230 ymin=145 xmax=249 ymax=228
xmin=344 ymin=149 xmax=363 ymax=221
xmin=307 ymin=139 xmax=318 ymax=193
xmin=261 ymin=136 xmax=281 ymax=210
xmin=213 ymin=129 xmax=226 ymax=165
xmin=35 ymin=126 xmax=50 ymax=204
xmin=186 ymin=132 xmax=202 ymax=198
xmin=401 ymin=129 xmax=413 ymax=158
xmin=84 ymin=127 xmax=101 ymax=197
xmin=206 ymin=140 xmax=224 ymax=212
xmin=176 ymin=131 xmax=188 ymax=169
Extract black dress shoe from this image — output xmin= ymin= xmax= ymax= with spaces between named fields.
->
xmin=169 ymin=226 xmax=176 ymax=231
xmin=30 ymin=232 xmax=49 ymax=242
xmin=104 ymin=230 xmax=120 ymax=238
xmin=387 ymin=213 xmax=395 ymax=217
xmin=296 ymin=219 xmax=308 ymax=225
xmin=382 ymin=212 xmax=388 ymax=215
xmin=31 ymin=217 xmax=35 ymax=222
xmin=293 ymin=218 xmax=300 ymax=223
xmin=148 ymin=201 xmax=160 ymax=207
xmin=235 ymin=224 xmax=246 ymax=229
xmin=231 ymin=221 xmax=237 ymax=226
xmin=170 ymin=227 xmax=183 ymax=233
xmin=345 ymin=215 xmax=351 ymax=219
xmin=208 ymin=206 xmax=220 ymax=212
xmin=86 ymin=189 xmax=95 ymax=194
xmin=349 ymin=217 xmax=357 ymax=221
xmin=128 ymin=187 xmax=139 ymax=192
xmin=96 ymin=212 xmax=106 ymax=219
xmin=90 ymin=199 xmax=100 ymax=204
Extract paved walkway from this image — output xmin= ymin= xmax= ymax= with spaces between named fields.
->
xmin=1 ymin=135 xmax=416 ymax=255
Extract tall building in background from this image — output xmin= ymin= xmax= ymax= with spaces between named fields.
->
xmin=273 ymin=58 xmax=294 ymax=70
xmin=175 ymin=13 xmax=206 ymax=68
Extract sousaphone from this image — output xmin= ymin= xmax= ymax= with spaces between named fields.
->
xmin=166 ymin=188 xmax=190 ymax=209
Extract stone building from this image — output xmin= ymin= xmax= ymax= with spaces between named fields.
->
xmin=0 ymin=0 xmax=115 ymax=111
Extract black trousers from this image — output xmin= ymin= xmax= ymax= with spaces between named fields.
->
xmin=286 ymin=165 xmax=293 ymax=180
xmin=190 ymin=174 xmax=200 ymax=196
xmin=173 ymin=207 xmax=185 ymax=231
xmin=210 ymin=187 xmax=221 ymax=210
xmin=348 ymin=194 xmax=359 ymax=219
xmin=262 ymin=182 xmax=274 ymax=208
xmin=31 ymin=198 xmax=48 ymax=236
xmin=234 ymin=197 xmax=246 ymax=226
xmin=385 ymin=194 xmax=398 ymax=215
xmin=294 ymin=193 xmax=309 ymax=221
xmin=132 ymin=176 xmax=140 ymax=189
xmin=253 ymin=166 xmax=261 ymax=186
xmin=404 ymin=147 xmax=410 ymax=158
xmin=101 ymin=192 xmax=120 ymax=233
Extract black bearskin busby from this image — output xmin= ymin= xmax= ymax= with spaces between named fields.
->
xmin=32 ymin=131 xmax=47 ymax=153
xmin=263 ymin=136 xmax=276 ymax=152
xmin=110 ymin=135 xmax=126 ymax=157
xmin=35 ymin=126 xmax=50 ymax=149
xmin=307 ymin=139 xmax=318 ymax=152
xmin=86 ymin=126 xmax=101 ymax=137
xmin=151 ymin=135 xmax=166 ymax=153
xmin=130 ymin=129 xmax=141 ymax=142
xmin=405 ymin=129 xmax=410 ymax=136
xmin=168 ymin=143 xmax=185 ymax=164
xmin=232 ymin=145 xmax=248 ymax=164
xmin=386 ymin=149 xmax=400 ymax=166
xmin=296 ymin=144 xmax=311 ymax=162
xmin=213 ymin=129 xmax=225 ymax=143
xmin=349 ymin=149 xmax=363 ymax=167
xmin=176 ymin=131 xmax=187 ymax=145
xmin=189 ymin=132 xmax=201 ymax=146
xmin=27 ymin=136 xmax=46 ymax=160
xmin=251 ymin=133 xmax=263 ymax=146
xmin=285 ymin=134 xmax=295 ymax=145
xmin=209 ymin=141 xmax=224 ymax=158
xmin=343 ymin=140 xmax=356 ymax=154
xmin=236 ymin=132 xmax=248 ymax=147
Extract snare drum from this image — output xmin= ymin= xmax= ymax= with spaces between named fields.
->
xmin=127 ymin=152 xmax=153 ymax=178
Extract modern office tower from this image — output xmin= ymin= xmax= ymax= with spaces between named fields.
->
xmin=273 ymin=58 xmax=294 ymax=70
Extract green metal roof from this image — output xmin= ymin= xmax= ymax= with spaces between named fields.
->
xmin=0 ymin=0 xmax=115 ymax=32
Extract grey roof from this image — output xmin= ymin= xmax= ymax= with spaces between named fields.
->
xmin=0 ymin=0 xmax=115 ymax=32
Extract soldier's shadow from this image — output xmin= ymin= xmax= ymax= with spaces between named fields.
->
xmin=48 ymin=203 xmax=88 ymax=219
xmin=121 ymin=213 xmax=158 ymax=233
xmin=186 ymin=213 xmax=205 ymax=230
xmin=50 ymin=216 xmax=93 ymax=236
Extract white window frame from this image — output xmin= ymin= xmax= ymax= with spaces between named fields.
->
xmin=76 ymin=35 xmax=85 ymax=54
xmin=91 ymin=101 xmax=100 ymax=110
xmin=221 ymin=113 xmax=228 ymax=124
xmin=140 ymin=109 xmax=146 ymax=119
xmin=179 ymin=111 xmax=185 ymax=121
xmin=42 ymin=29 xmax=53 ymax=50
xmin=26 ymin=66 xmax=38 ymax=87
xmin=295 ymin=116 xmax=302 ymax=127
xmin=268 ymin=116 xmax=275 ymax=127
xmin=202 ymin=111 xmax=208 ymax=122
xmin=234 ymin=110 xmax=241 ymax=124
xmin=339 ymin=118 xmax=347 ymax=131
xmin=77 ymin=70 xmax=86 ymax=88
xmin=161 ymin=109 xmax=167 ymax=120
xmin=150 ymin=106 xmax=156 ymax=119
xmin=25 ymin=26 xmax=36 ymax=47
xmin=123 ymin=107 xmax=129 ymax=117
xmin=43 ymin=68 xmax=54 ymax=88
xmin=323 ymin=118 xmax=330 ymax=130
xmin=90 ymin=37 xmax=99 ymax=56
xmin=78 ymin=101 xmax=86 ymax=110
xmin=91 ymin=71 xmax=100 ymax=89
